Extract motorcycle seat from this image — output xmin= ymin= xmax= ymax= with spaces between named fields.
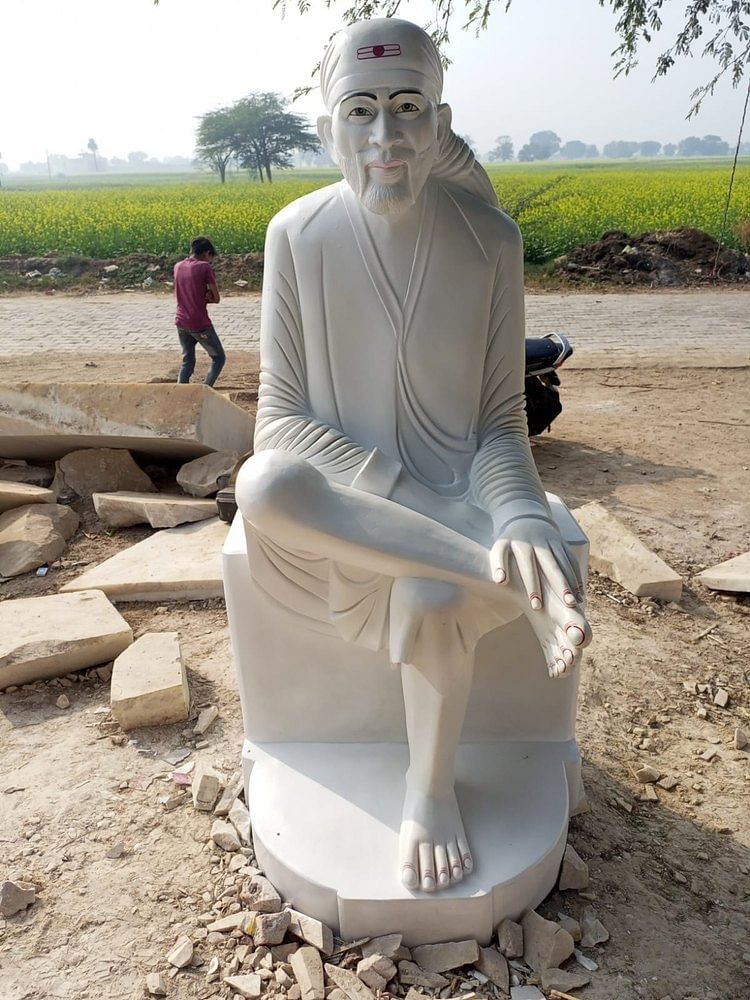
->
xmin=525 ymin=332 xmax=573 ymax=375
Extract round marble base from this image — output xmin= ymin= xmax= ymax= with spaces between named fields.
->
xmin=244 ymin=738 xmax=580 ymax=946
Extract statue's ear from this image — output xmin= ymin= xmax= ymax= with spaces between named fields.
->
xmin=437 ymin=103 xmax=452 ymax=144
xmin=318 ymin=115 xmax=334 ymax=157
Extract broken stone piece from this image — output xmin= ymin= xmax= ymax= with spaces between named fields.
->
xmin=146 ymin=971 xmax=167 ymax=996
xmin=242 ymin=875 xmax=282 ymax=914
xmin=211 ymin=819 xmax=241 ymax=852
xmin=411 ymin=940 xmax=480 ymax=973
xmin=56 ymin=693 xmax=71 ymax=709
xmin=556 ymin=913 xmax=582 ymax=942
xmin=574 ymin=500 xmax=683 ymax=601
xmin=177 ymin=451 xmax=238 ymax=498
xmin=0 ymin=503 xmax=79 ymax=577
xmin=167 ymin=935 xmax=194 ymax=968
xmin=290 ymin=945 xmax=325 ymax=1000
xmin=634 ymin=764 xmax=661 ymax=784
xmin=0 ymin=383 xmax=254 ymax=462
xmin=53 ymin=448 xmax=155 ymax=499
xmin=521 ymin=910 xmax=575 ymax=972
xmin=288 ymin=909 xmax=334 ymax=955
xmin=734 ymin=727 xmax=748 ymax=750
xmin=0 ymin=589 xmax=132 ymax=690
xmin=356 ymin=954 xmax=396 ymax=991
xmin=496 ymin=917 xmax=524 ymax=958
xmin=0 ymin=481 xmax=55 ymax=513
xmin=206 ymin=911 xmax=253 ymax=934
xmin=540 ymin=967 xmax=591 ymax=991
xmin=510 ymin=987 xmax=544 ymax=1000
xmin=713 ymin=688 xmax=729 ymax=708
xmin=93 ymin=491 xmax=216 ymax=529
xmin=475 ymin=947 xmax=509 ymax=992
xmin=253 ymin=910 xmax=291 ymax=946
xmin=192 ymin=760 xmax=225 ymax=812
xmin=698 ymin=551 xmax=750 ymax=593
xmin=361 ymin=933 xmax=402 ymax=960
xmin=224 ymin=973 xmax=263 ymax=998
xmin=229 ymin=798 xmax=252 ymax=846
xmin=558 ymin=844 xmax=589 ymax=890
xmin=110 ymin=632 xmax=189 ymax=731
xmin=61 ymin=517 xmax=228 ymax=601
xmin=0 ymin=460 xmax=53 ymax=488
xmin=580 ymin=905 xmax=610 ymax=948
xmin=0 ymin=880 xmax=36 ymax=917
xmin=194 ymin=704 xmax=220 ymax=735
xmin=324 ymin=964 xmax=376 ymax=1000
xmin=215 ymin=769 xmax=244 ymax=816
xmin=397 ymin=961 xmax=449 ymax=989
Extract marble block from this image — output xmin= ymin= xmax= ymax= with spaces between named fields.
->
xmin=0 ymin=590 xmax=133 ymax=689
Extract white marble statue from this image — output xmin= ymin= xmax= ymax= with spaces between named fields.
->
xmin=236 ymin=17 xmax=592 ymax=895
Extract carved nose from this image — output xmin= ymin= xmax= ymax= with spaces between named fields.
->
xmin=370 ymin=116 xmax=400 ymax=148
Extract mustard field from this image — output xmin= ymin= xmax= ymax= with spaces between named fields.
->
xmin=1 ymin=161 xmax=748 ymax=263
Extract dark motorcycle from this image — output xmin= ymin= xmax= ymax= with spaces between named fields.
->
xmin=524 ymin=331 xmax=573 ymax=436
xmin=216 ymin=331 xmax=574 ymax=521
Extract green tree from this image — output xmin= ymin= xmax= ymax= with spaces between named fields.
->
xmin=273 ymin=1 xmax=750 ymax=114
xmin=663 ymin=142 xmax=677 ymax=156
xmin=195 ymin=106 xmax=237 ymax=183
xmin=87 ymin=138 xmax=99 ymax=171
xmin=488 ymin=135 xmax=514 ymax=162
xmin=526 ymin=130 xmax=561 ymax=160
xmin=638 ymin=140 xmax=661 ymax=156
xmin=230 ymin=93 xmax=320 ymax=183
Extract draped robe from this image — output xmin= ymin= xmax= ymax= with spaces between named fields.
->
xmin=246 ymin=178 xmax=552 ymax=661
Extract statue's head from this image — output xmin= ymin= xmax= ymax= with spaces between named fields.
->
xmin=318 ymin=18 xmax=451 ymax=216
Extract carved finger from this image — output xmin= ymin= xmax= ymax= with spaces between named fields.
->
xmin=490 ymin=539 xmax=510 ymax=584
xmin=511 ymin=541 xmax=543 ymax=609
xmin=551 ymin=538 xmax=584 ymax=594
xmin=536 ymin=547 xmax=576 ymax=605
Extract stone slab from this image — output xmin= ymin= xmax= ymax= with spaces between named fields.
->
xmin=0 ymin=504 xmax=79 ymax=578
xmin=111 ymin=632 xmax=189 ymax=731
xmin=0 ymin=590 xmax=133 ymax=689
xmin=0 ymin=460 xmax=54 ymax=488
xmin=0 ymin=481 xmax=55 ymax=513
xmin=93 ymin=491 xmax=217 ymax=528
xmin=54 ymin=448 xmax=154 ymax=498
xmin=574 ymin=501 xmax=682 ymax=601
xmin=0 ymin=383 xmax=255 ymax=461
xmin=61 ymin=518 xmax=228 ymax=601
xmin=177 ymin=452 xmax=238 ymax=498
xmin=698 ymin=551 xmax=750 ymax=593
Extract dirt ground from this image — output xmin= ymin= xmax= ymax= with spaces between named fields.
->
xmin=1 ymin=343 xmax=749 ymax=1000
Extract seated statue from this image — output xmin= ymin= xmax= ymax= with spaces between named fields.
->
xmin=236 ymin=17 xmax=591 ymax=895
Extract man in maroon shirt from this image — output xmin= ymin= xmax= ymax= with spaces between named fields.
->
xmin=174 ymin=236 xmax=226 ymax=387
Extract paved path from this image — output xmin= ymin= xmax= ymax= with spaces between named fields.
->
xmin=1 ymin=289 xmax=749 ymax=362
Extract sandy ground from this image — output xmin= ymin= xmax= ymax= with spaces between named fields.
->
xmin=0 ymin=340 xmax=749 ymax=1000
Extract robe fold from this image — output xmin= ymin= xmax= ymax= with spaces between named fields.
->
xmin=248 ymin=178 xmax=552 ymax=661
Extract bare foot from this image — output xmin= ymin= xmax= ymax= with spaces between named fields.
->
xmin=399 ymin=781 xmax=472 ymax=892
xmin=526 ymin=577 xmax=591 ymax=678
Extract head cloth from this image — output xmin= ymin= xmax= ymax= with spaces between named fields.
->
xmin=320 ymin=17 xmax=498 ymax=209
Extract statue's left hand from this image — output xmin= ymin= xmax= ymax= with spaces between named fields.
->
xmin=489 ymin=517 xmax=583 ymax=611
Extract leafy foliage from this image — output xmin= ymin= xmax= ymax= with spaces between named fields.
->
xmin=275 ymin=0 xmax=750 ymax=113
xmin=3 ymin=161 xmax=749 ymax=262
xmin=195 ymin=93 xmax=320 ymax=183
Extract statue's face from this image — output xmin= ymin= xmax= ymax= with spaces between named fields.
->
xmin=323 ymin=85 xmax=443 ymax=215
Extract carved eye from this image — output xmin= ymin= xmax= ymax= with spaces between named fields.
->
xmin=348 ymin=106 xmax=374 ymax=119
xmin=394 ymin=101 xmax=420 ymax=114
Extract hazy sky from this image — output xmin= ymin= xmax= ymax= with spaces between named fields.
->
xmin=2 ymin=0 xmax=745 ymax=169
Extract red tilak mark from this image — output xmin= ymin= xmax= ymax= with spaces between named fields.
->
xmin=357 ymin=43 xmax=401 ymax=60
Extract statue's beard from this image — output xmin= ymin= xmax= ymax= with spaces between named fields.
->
xmin=337 ymin=147 xmax=437 ymax=216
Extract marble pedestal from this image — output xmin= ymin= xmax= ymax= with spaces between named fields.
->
xmin=223 ymin=494 xmax=588 ymax=945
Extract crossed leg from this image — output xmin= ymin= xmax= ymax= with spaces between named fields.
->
xmin=237 ymin=450 xmax=591 ymax=892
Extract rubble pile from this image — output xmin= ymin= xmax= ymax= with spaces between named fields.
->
xmin=556 ymin=227 xmax=750 ymax=287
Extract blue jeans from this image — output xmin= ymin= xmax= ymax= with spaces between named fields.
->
xmin=177 ymin=325 xmax=226 ymax=387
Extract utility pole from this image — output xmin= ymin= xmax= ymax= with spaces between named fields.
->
xmin=46 ymin=150 xmax=52 ymax=180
